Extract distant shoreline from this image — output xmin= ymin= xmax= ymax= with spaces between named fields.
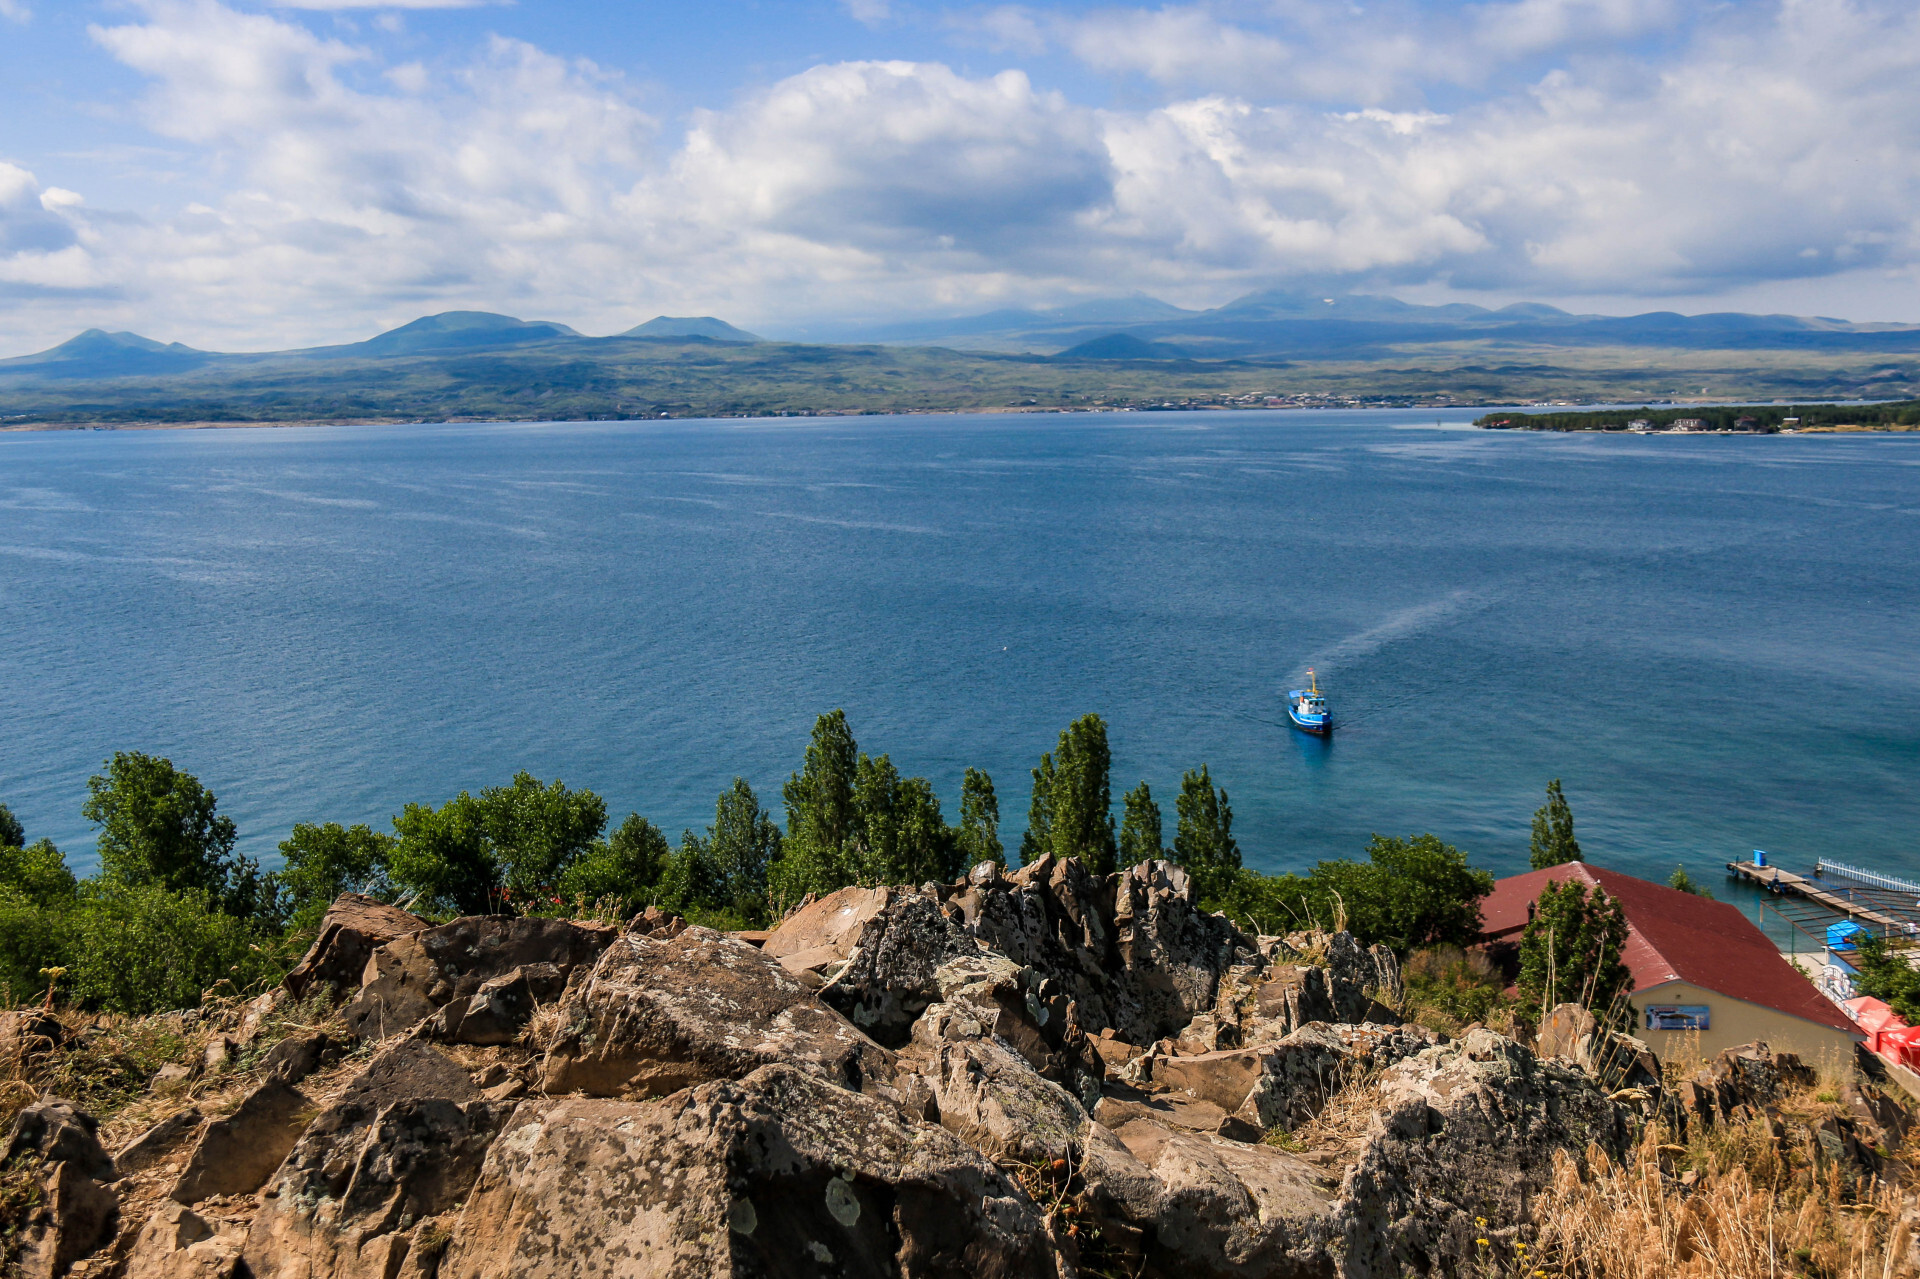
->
xmin=13 ymin=405 xmax=1920 ymax=435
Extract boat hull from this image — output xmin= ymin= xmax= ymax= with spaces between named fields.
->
xmin=1287 ymin=708 xmax=1332 ymax=735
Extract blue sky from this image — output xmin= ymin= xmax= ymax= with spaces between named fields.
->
xmin=2 ymin=0 xmax=1919 ymax=354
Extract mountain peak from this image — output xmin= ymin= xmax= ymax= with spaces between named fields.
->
xmin=622 ymin=316 xmax=763 ymax=342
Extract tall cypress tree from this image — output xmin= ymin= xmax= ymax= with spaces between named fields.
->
xmin=1173 ymin=764 xmax=1239 ymax=899
xmin=1047 ymin=714 xmax=1116 ymax=875
xmin=959 ymin=768 xmax=1004 ymax=868
xmin=1119 ymin=781 xmax=1163 ymax=865
xmin=1021 ymin=752 xmax=1055 ymax=864
xmin=774 ymin=711 xmax=861 ymax=898
xmin=1529 ymin=779 xmax=1583 ymax=869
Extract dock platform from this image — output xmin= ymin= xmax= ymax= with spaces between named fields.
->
xmin=1727 ymin=860 xmax=1908 ymax=930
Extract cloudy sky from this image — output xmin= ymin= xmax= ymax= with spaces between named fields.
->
xmin=2 ymin=0 xmax=1918 ymax=354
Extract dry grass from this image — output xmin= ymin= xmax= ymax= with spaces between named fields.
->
xmin=1528 ymin=1111 xmax=1914 ymax=1278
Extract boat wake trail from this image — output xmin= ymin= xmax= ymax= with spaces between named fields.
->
xmin=1301 ymin=589 xmax=1478 ymax=680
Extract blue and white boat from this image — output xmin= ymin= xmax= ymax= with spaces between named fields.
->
xmin=1287 ymin=669 xmax=1333 ymax=735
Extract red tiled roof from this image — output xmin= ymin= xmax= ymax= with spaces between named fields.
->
xmin=1479 ymin=863 xmax=1858 ymax=1035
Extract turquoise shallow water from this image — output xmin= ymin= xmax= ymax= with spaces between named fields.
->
xmin=2 ymin=411 xmax=1917 ymax=908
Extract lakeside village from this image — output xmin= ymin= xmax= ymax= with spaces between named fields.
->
xmin=4 ymin=738 xmax=1920 ymax=1276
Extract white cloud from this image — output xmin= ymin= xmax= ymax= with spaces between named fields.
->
xmin=5 ymin=0 xmax=1920 ymax=354
xmin=0 ymin=0 xmax=29 ymax=22
xmin=269 ymin=1 xmax=492 ymax=9
xmin=844 ymin=0 xmax=892 ymax=25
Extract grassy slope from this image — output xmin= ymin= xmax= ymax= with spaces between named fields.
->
xmin=3 ymin=334 xmax=1919 ymax=425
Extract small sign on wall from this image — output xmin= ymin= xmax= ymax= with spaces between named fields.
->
xmin=1646 ymin=1005 xmax=1711 ymax=1031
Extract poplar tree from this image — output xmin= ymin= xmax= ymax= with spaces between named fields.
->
xmin=775 ymin=710 xmax=861 ymax=897
xmin=1046 ymin=714 xmax=1116 ymax=874
xmin=958 ymin=768 xmax=1004 ymax=868
xmin=1021 ymin=753 xmax=1056 ymax=864
xmin=1119 ymin=781 xmax=1163 ymax=864
xmin=1173 ymin=765 xmax=1239 ymax=899
xmin=1528 ymin=778 xmax=1583 ymax=869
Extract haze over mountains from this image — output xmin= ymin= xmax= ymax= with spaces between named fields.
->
xmin=4 ymin=289 xmax=1919 ymax=424
xmin=9 ymin=290 xmax=1920 ymax=383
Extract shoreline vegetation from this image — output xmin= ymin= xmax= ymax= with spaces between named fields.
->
xmin=1 ymin=711 xmax=1538 ymax=1027
xmin=1477 ymin=398 xmax=1920 ymax=432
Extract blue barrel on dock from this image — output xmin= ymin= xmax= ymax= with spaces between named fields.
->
xmin=1754 ymin=849 xmax=1767 ymax=868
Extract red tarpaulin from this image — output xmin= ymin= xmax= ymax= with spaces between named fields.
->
xmin=1880 ymin=1024 xmax=1920 ymax=1072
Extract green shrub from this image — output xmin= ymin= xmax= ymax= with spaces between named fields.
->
xmin=66 ymin=882 xmax=287 ymax=1014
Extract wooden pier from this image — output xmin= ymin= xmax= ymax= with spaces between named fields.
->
xmin=1727 ymin=860 xmax=1908 ymax=931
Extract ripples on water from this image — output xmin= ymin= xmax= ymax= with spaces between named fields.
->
xmin=3 ymin=411 xmax=1917 ymax=915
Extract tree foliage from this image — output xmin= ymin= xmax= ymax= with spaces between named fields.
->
xmin=0 ymin=804 xmax=22 ymax=851
xmin=1529 ymin=778 xmax=1583 ymax=869
xmin=958 ymin=768 xmax=1003 ymax=868
xmin=1517 ymin=878 xmax=1632 ymax=1018
xmin=277 ymin=823 xmax=397 ymax=928
xmin=1853 ymin=935 xmax=1920 ymax=1023
xmin=82 ymin=753 xmax=266 ymax=918
xmin=559 ymin=813 xmax=671 ymax=916
xmin=1021 ymin=715 xmax=1115 ymax=873
xmin=1666 ymin=864 xmax=1712 ymax=898
xmin=1172 ymin=766 xmax=1238 ymax=900
xmin=1209 ymin=833 xmax=1494 ymax=956
xmin=389 ymin=772 xmax=608 ymax=915
xmin=1119 ymin=781 xmax=1163 ymax=864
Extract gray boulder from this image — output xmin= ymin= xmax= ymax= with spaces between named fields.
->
xmin=539 ymin=923 xmax=895 ymax=1099
xmin=440 ymin=1064 xmax=1059 ymax=1279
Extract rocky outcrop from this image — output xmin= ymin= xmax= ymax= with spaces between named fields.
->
xmin=440 ymin=1065 xmax=1059 ymax=1279
xmin=342 ymin=916 xmax=614 ymax=1042
xmin=170 ymin=1078 xmax=313 ymax=1204
xmin=245 ymin=1041 xmax=510 ymax=1279
xmin=7 ymin=1100 xmax=115 ymax=1183
xmin=539 ymin=924 xmax=895 ymax=1099
xmin=1330 ymin=1029 xmax=1631 ymax=1272
xmin=22 ymin=874 xmax=1815 ymax=1279
xmin=284 ymin=895 xmax=428 ymax=1001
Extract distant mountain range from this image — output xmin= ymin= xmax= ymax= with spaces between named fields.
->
xmin=4 ymin=291 xmax=1919 ymax=423
xmin=9 ymin=291 xmax=1920 ymax=384
xmin=818 ymin=288 xmax=1920 ymax=359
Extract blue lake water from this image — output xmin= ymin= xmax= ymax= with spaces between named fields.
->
xmin=3 ymin=411 xmax=1917 ymax=924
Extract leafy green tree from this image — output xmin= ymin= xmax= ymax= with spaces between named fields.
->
xmin=846 ymin=755 xmax=957 ymax=887
xmin=958 ymin=768 xmax=1004 ymax=868
xmin=478 ymin=773 xmax=608 ymax=901
xmin=1517 ymin=878 xmax=1631 ymax=1018
xmin=1020 ymin=752 xmax=1056 ymax=864
xmin=1854 ymin=935 xmax=1920 ymax=1022
xmin=559 ymin=813 xmax=671 ymax=915
xmin=0 ymin=804 xmax=23 ymax=850
xmin=389 ymin=773 xmax=607 ymax=916
xmin=776 ymin=711 xmax=862 ymax=898
xmin=654 ymin=831 xmax=723 ymax=921
xmin=390 ymin=794 xmax=498 ymax=916
xmin=1119 ymin=781 xmax=1163 ymax=864
xmin=0 ymin=889 xmax=71 ymax=1008
xmin=276 ymin=823 xmax=398 ymax=929
xmin=81 ymin=752 xmax=265 ymax=918
xmin=1666 ymin=864 xmax=1712 ymax=898
xmin=1173 ymin=765 xmax=1239 ymax=899
xmin=1311 ymin=835 xmax=1493 ymax=954
xmin=0 ymin=838 xmax=77 ymax=907
xmin=1529 ymin=779 xmax=1583 ymax=869
xmin=707 ymin=778 xmax=782 ymax=918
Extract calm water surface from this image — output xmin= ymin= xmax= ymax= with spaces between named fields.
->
xmin=3 ymin=411 xmax=1917 ymax=913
